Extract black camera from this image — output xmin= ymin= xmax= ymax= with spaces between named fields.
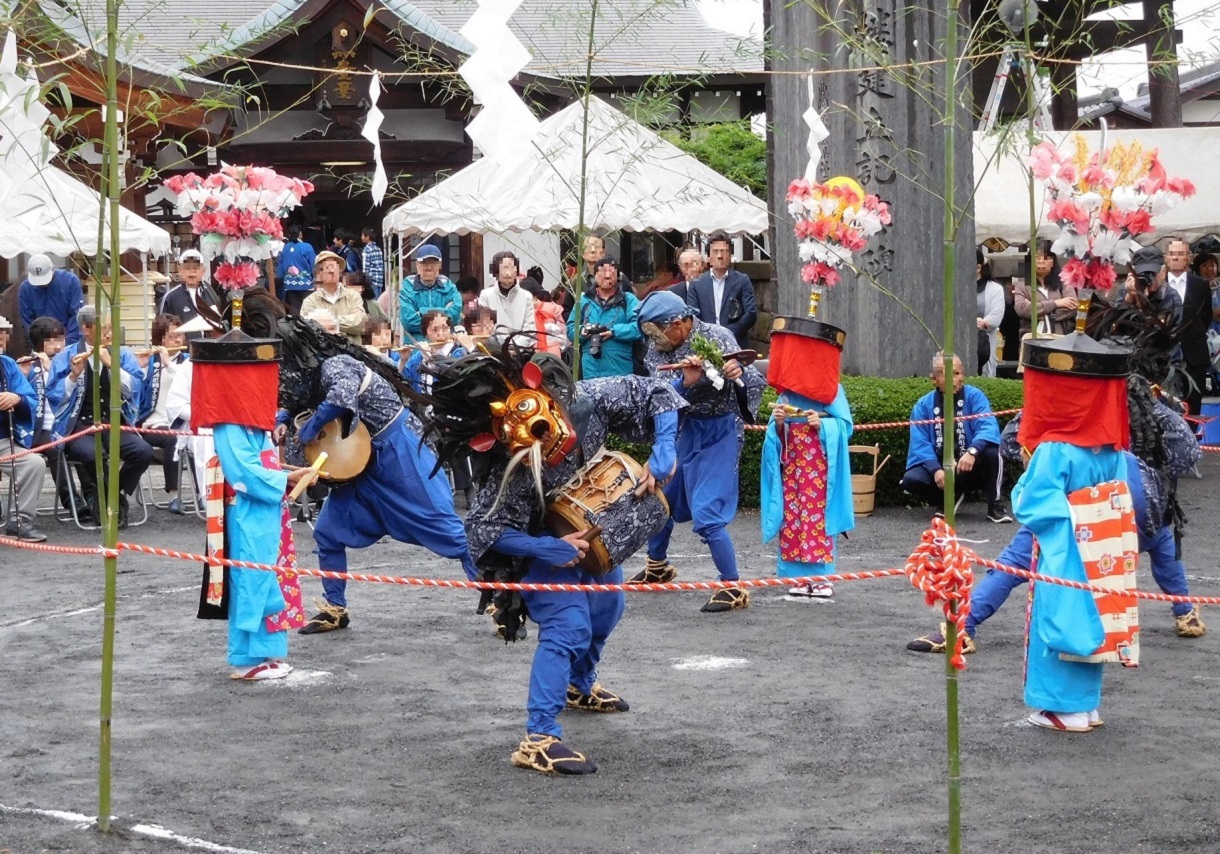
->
xmin=1135 ymin=271 xmax=1156 ymax=293
xmin=581 ymin=324 xmax=609 ymax=358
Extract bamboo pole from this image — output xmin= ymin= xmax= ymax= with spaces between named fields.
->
xmin=1025 ymin=19 xmax=1039 ymax=338
xmin=940 ymin=0 xmax=962 ymax=850
xmin=97 ymin=0 xmax=122 ymax=832
xmin=567 ymin=0 xmax=599 ymax=382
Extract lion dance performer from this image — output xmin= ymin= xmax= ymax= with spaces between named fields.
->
xmin=192 ymin=326 xmax=308 ymax=681
xmin=1015 ymin=307 xmax=1138 ymax=733
xmin=630 ymin=290 xmax=766 ymax=613
xmin=420 ymin=337 xmax=684 ymax=774
xmin=229 ymin=289 xmax=478 ymax=634
xmin=761 ymin=315 xmax=854 ymax=599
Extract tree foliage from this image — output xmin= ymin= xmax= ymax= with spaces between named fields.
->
xmin=666 ymin=119 xmax=766 ymax=199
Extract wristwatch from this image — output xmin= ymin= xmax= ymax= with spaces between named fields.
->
xmin=967 ymin=446 xmax=979 ymax=457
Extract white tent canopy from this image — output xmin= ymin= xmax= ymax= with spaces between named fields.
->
xmin=383 ymin=96 xmax=768 ymax=237
xmin=973 ymin=127 xmax=1220 ymax=244
xmin=0 ymin=159 xmax=172 ymax=258
xmin=0 ymin=30 xmax=170 ymax=259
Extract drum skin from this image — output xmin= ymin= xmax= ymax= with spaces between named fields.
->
xmin=545 ymin=451 xmax=670 ymax=576
xmin=294 ymin=412 xmax=373 ymax=483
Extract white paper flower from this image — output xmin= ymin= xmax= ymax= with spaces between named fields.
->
xmin=1109 ymin=186 xmax=1141 ymax=213
xmin=1078 ymin=191 xmax=1103 ymax=211
xmin=1051 ymin=232 xmax=1090 ymax=258
xmin=1089 ymin=228 xmax=1126 ymax=262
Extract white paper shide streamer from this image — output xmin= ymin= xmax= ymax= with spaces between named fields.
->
xmin=803 ymin=73 xmax=828 ymax=184
xmin=458 ymin=0 xmax=540 ymax=164
xmin=360 ymin=72 xmax=388 ymax=205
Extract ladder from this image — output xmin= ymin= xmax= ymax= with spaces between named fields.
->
xmin=979 ymin=44 xmax=1055 ymax=133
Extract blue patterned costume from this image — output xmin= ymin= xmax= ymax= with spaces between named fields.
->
xmin=465 ymin=375 xmax=684 ymax=740
xmin=642 ymin=318 xmax=765 ymax=583
xmin=294 ymin=354 xmax=477 ymax=607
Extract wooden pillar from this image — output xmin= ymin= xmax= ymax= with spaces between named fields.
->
xmin=1049 ymin=61 xmax=1079 ymax=130
xmin=1143 ymin=0 xmax=1182 ymax=127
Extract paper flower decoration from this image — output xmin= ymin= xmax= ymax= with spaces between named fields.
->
xmin=786 ymin=175 xmax=891 ymax=315
xmin=165 ymin=165 xmax=314 ymax=293
xmin=1029 ymin=136 xmax=1195 ymax=290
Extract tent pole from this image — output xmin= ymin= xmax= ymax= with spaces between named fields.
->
xmin=141 ymin=251 xmax=150 ymax=344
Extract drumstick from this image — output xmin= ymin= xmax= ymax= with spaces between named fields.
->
xmin=71 ymin=348 xmax=94 ymax=366
xmin=15 ymin=356 xmax=36 ymax=365
xmin=287 ymin=451 xmax=329 ymax=502
xmin=283 ymin=463 xmax=331 ymax=478
xmin=134 ymin=345 xmax=188 ymax=357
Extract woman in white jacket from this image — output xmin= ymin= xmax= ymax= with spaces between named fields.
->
xmin=976 ymin=249 xmax=1005 ymax=377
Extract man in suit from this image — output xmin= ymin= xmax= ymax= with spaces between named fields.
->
xmin=684 ymin=232 xmax=757 ymax=349
xmin=1164 ymin=238 xmax=1212 ymax=418
xmin=668 ymin=246 xmax=704 ymax=303
xmin=160 ymin=250 xmax=219 ymax=340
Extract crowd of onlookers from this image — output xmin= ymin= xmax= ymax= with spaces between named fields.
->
xmin=0 ymin=227 xmax=763 ymax=540
xmin=12 ymin=226 xmax=1212 ymax=544
xmin=976 ymin=235 xmax=1220 ymax=417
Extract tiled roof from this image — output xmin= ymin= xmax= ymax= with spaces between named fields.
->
xmin=40 ymin=0 xmax=759 ymax=80
xmin=408 ymin=0 xmax=763 ymax=78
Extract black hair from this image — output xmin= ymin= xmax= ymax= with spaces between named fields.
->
xmin=1023 ymin=239 xmax=1062 ymax=290
xmin=343 ymin=271 xmax=375 ymax=302
xmin=420 ymin=309 xmax=452 ymax=334
xmin=288 ymin=223 xmax=302 ymax=240
xmin=361 ymin=315 xmax=391 ymax=344
xmin=593 ymin=256 xmax=618 ymax=272
xmin=520 ymin=277 xmax=549 ymax=301
xmin=489 ymin=251 xmax=520 ymax=278
xmin=526 ymin=266 xmax=544 ymax=285
xmin=1191 ymin=252 xmax=1217 ymax=277
xmin=976 ymin=248 xmax=990 ymax=284
xmin=707 ymin=231 xmax=732 ymax=251
xmin=456 ymin=276 xmax=480 ymax=296
xmin=28 ymin=316 xmax=66 ymax=351
xmin=151 ymin=313 xmax=182 ymax=346
xmin=361 ymin=226 xmax=377 ymax=241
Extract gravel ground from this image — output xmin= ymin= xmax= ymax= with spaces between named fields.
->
xmin=2 ymin=453 xmax=1219 ymax=854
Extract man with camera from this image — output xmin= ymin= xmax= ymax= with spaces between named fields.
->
xmin=1123 ymin=246 xmax=1183 ymax=359
xmin=567 ymin=256 xmax=641 ymax=379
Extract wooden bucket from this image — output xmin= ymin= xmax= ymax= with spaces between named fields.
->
xmin=849 ymin=444 xmax=891 ymax=518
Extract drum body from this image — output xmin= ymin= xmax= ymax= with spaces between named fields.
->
xmin=545 ymin=451 xmax=670 ymax=576
xmin=293 ymin=411 xmax=372 ymax=483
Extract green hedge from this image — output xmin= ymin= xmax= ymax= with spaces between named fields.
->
xmin=607 ymin=376 xmax=1024 ymax=509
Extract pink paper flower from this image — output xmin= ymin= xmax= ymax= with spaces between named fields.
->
xmin=786 ymin=178 xmax=813 ymax=201
xmin=215 ymin=260 xmax=260 ymax=291
xmin=1047 ymin=199 xmax=1090 ymax=234
xmin=1060 ymin=256 xmax=1089 ymax=288
xmin=1028 ymin=143 xmax=1060 ymax=182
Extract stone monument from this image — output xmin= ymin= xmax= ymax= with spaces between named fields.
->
xmin=767 ymin=0 xmax=978 ymax=376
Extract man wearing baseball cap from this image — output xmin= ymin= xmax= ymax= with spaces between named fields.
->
xmin=160 ymin=250 xmax=220 ymax=340
xmin=398 ymin=243 xmax=461 ymax=338
xmin=18 ymin=254 xmax=85 ymax=347
xmin=1123 ymin=245 xmax=1183 ymax=336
